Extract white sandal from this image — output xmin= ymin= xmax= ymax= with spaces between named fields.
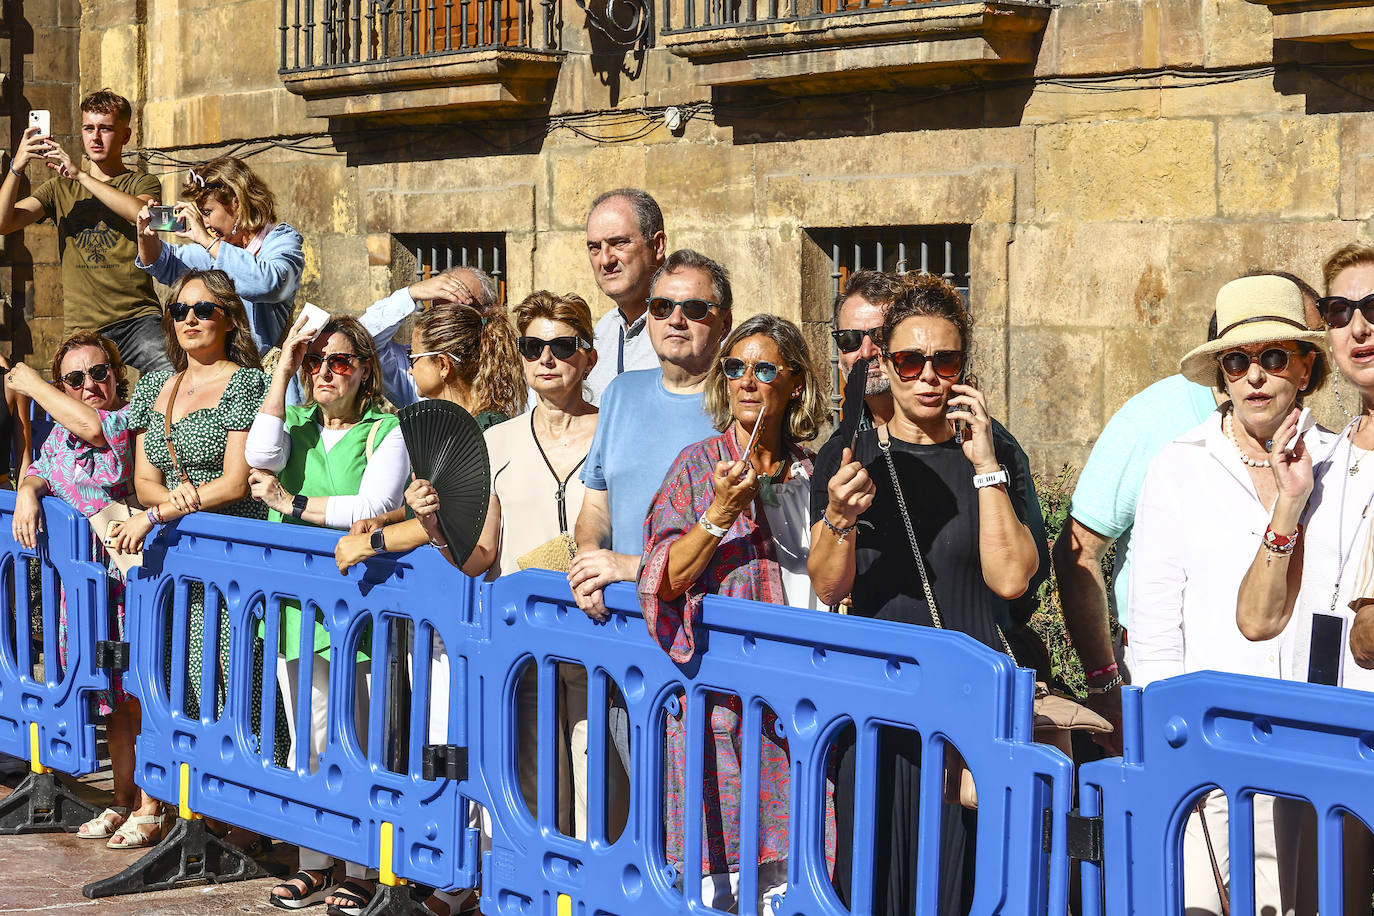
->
xmin=106 ymin=809 xmax=167 ymax=849
xmin=76 ymin=806 xmax=129 ymax=839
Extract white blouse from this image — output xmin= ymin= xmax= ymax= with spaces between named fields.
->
xmin=1128 ymin=409 xmax=1334 ymax=687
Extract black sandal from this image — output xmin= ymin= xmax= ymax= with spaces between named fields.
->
xmin=325 ymin=879 xmax=376 ymax=916
xmin=270 ymin=867 xmax=336 ymax=910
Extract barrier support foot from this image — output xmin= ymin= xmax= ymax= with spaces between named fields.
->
xmin=80 ymin=815 xmax=267 ymax=898
xmin=0 ymin=770 xmax=100 ymax=834
xmin=352 ymin=882 xmax=431 ymax=916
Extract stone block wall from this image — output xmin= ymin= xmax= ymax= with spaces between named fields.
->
xmin=3 ymin=0 xmax=1369 ymax=470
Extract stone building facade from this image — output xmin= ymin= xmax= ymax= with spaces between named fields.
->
xmin=4 ymin=0 xmax=1373 ymax=471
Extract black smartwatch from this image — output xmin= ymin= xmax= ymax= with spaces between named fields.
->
xmin=369 ymin=528 xmax=386 ymax=554
xmin=291 ymin=494 xmax=308 ymax=519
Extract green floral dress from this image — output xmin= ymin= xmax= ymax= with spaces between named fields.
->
xmin=127 ymin=368 xmax=282 ymax=755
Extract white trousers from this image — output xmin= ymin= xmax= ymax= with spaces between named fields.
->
xmin=1183 ymin=791 xmax=1295 ymax=916
xmin=278 ymin=653 xmax=376 ymax=880
xmin=701 ymin=860 xmax=788 ymax=916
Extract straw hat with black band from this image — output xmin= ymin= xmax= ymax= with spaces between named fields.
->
xmin=1179 ymin=275 xmax=1326 ymax=388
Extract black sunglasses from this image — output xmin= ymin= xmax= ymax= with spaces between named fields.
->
xmin=1318 ymin=293 xmax=1374 ymax=330
xmin=885 ymin=349 xmax=965 ymax=381
xmin=647 ymin=296 xmax=717 ymax=322
xmin=60 ymin=363 xmax=111 ymax=388
xmin=1218 ymin=346 xmax=1299 ymax=380
xmin=168 ymin=300 xmax=224 ymax=322
xmin=517 ymin=336 xmax=587 ymax=361
xmin=304 ymin=353 xmax=364 ymax=376
xmin=832 ymin=327 xmax=881 ymax=353
xmin=721 ymin=358 xmax=784 ymax=384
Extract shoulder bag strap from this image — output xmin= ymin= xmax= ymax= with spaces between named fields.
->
xmin=163 ymin=372 xmax=191 ymax=484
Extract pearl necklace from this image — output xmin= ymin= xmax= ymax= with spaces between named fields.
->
xmin=1226 ymin=413 xmax=1270 ymax=468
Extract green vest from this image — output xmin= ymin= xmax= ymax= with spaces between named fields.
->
xmin=269 ymin=402 xmax=398 ymax=660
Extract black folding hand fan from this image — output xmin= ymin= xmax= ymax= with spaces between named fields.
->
xmin=398 ymin=400 xmax=491 ymax=566
xmin=837 ymin=356 xmax=870 ymax=451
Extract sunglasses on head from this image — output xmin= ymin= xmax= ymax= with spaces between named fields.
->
xmin=832 ymin=327 xmax=881 ymax=353
xmin=517 ymin=336 xmax=588 ymax=361
xmin=60 ymin=363 xmax=111 ymax=388
xmin=168 ymin=300 xmax=224 ymax=322
xmin=722 ymin=357 xmax=785 ymax=384
xmin=647 ymin=296 xmax=717 ymax=322
xmin=304 ymin=352 xmax=363 ymax=376
xmin=1217 ymin=345 xmax=1300 ymax=380
xmin=885 ymin=349 xmax=964 ymax=380
xmin=1318 ymin=293 xmax=1374 ymax=329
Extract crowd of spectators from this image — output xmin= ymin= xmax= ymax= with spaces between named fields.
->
xmin=6 ymin=87 xmax=1374 ymax=916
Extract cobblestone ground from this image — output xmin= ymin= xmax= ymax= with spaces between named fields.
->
xmin=0 ymin=762 xmax=294 ymax=915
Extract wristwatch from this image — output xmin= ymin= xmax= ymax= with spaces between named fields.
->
xmin=291 ymin=494 xmax=308 ymax=519
xmin=973 ymin=465 xmax=1010 ymax=489
xmin=369 ymin=528 xmax=386 ymax=554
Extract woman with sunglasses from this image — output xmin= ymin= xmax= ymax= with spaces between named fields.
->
xmin=243 ymin=314 xmax=405 ymax=912
xmin=1132 ymin=275 xmax=1329 ymax=916
xmin=808 ymin=272 xmax=1038 ymax=915
xmin=633 ymin=314 xmax=826 ymax=912
xmin=135 ymin=157 xmax=303 ymax=353
xmin=107 ymin=269 xmax=268 ymax=846
xmin=7 ymin=332 xmax=152 ymax=847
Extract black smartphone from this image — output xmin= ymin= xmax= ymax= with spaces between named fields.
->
xmin=948 ymin=404 xmax=970 ymax=445
xmin=1308 ymin=612 xmax=1346 ymax=686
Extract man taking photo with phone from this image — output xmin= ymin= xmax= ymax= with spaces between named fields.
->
xmin=0 ymin=89 xmax=169 ymax=372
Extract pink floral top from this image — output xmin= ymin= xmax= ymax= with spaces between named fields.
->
xmin=27 ymin=406 xmax=134 ymax=516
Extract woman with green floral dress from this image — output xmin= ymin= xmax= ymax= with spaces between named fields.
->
xmin=110 ymin=268 xmax=270 ymax=847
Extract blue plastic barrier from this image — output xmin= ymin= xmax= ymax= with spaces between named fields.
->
xmin=96 ymin=512 xmax=482 ymax=899
xmin=1080 ymin=672 xmax=1374 ymax=915
xmin=467 ymin=571 xmax=1076 ymax=916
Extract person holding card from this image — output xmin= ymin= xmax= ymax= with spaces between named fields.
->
xmin=635 ymin=314 xmax=826 ymax=913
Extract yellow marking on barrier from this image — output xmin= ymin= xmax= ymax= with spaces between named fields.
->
xmin=28 ymin=722 xmax=43 ymax=774
xmin=557 ymin=893 xmax=572 ymax=916
xmin=379 ymin=821 xmax=405 ymax=886
xmin=178 ymin=763 xmax=201 ymax=820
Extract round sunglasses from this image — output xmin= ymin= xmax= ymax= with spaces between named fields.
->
xmin=885 ymin=349 xmax=964 ymax=380
xmin=832 ymin=327 xmax=881 ymax=354
xmin=647 ymin=296 xmax=718 ymax=322
xmin=1318 ymin=293 xmax=1374 ymax=330
xmin=304 ymin=353 xmax=364 ymax=376
xmin=517 ymin=336 xmax=588 ymax=362
xmin=1217 ymin=345 xmax=1300 ymax=380
xmin=722 ymin=357 xmax=786 ymax=384
xmin=61 ymin=363 xmax=111 ymax=388
xmin=168 ymin=300 xmax=225 ymax=322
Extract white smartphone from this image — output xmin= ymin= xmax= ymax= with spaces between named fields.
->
xmin=1285 ymin=406 xmax=1315 ymax=456
xmin=28 ymin=110 xmax=50 ymax=138
xmin=297 ymin=303 xmax=330 ymax=338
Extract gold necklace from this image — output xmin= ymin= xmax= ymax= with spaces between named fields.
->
xmin=184 ymin=363 xmax=231 ymax=397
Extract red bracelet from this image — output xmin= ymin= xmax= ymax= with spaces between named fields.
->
xmin=1087 ymin=662 xmax=1118 ymax=680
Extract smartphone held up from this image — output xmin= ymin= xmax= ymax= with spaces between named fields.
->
xmin=27 ymin=110 xmax=50 ymax=139
xmin=148 ymin=205 xmax=187 ymax=233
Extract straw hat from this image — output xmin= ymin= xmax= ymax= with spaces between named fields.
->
xmin=1179 ymin=275 xmax=1326 ymax=387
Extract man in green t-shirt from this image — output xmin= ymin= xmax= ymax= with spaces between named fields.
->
xmin=0 ymin=89 xmax=170 ymax=372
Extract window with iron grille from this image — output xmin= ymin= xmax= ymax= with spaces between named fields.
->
xmin=395 ymin=233 xmax=507 ymax=305
xmin=805 ymin=225 xmax=972 ymax=422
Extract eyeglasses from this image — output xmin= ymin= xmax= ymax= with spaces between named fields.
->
xmin=60 ymin=363 xmax=111 ymax=388
xmin=885 ymin=349 xmax=964 ymax=380
xmin=1218 ymin=346 xmax=1300 ymax=380
xmin=517 ymin=336 xmax=588 ymax=361
xmin=405 ymin=348 xmax=455 ymax=367
xmin=722 ymin=358 xmax=784 ymax=384
xmin=1318 ymin=293 xmax=1374 ymax=329
xmin=304 ymin=353 xmax=364 ymax=376
xmin=168 ymin=300 xmax=224 ymax=322
xmin=647 ymin=296 xmax=718 ymax=322
xmin=832 ymin=327 xmax=881 ymax=354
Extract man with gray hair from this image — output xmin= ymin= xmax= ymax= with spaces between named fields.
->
xmin=572 ymin=248 xmax=731 ymax=618
xmin=357 ymin=266 xmax=497 ymax=407
xmin=583 ymin=188 xmax=668 ymax=402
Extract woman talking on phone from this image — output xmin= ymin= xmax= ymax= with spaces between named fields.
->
xmin=135 ymin=157 xmax=304 ymax=353
xmin=807 ymin=272 xmax=1038 ymax=916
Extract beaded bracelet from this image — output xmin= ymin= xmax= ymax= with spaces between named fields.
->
xmin=1262 ymin=524 xmax=1299 ymax=556
xmin=822 ymin=515 xmax=856 ymax=543
xmin=1086 ymin=674 xmax=1124 ymax=695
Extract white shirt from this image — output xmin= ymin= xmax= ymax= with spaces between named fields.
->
xmin=583 ymin=306 xmax=658 ymax=405
xmin=759 ymin=462 xmax=821 ymax=611
xmin=357 ymin=288 xmax=421 ymax=408
xmin=1128 ymin=409 xmax=1334 ymax=687
xmin=1294 ymin=421 xmax=1374 ymax=690
xmin=244 ymin=412 xmax=410 ymax=528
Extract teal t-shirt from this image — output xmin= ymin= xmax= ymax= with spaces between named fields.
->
xmin=1069 ymin=374 xmax=1217 ymax=627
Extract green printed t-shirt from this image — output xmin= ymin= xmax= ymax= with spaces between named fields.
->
xmin=32 ymin=171 xmax=163 ymax=332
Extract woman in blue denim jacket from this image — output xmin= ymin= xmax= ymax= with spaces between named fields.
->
xmin=135 ymin=156 xmax=304 ymax=354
